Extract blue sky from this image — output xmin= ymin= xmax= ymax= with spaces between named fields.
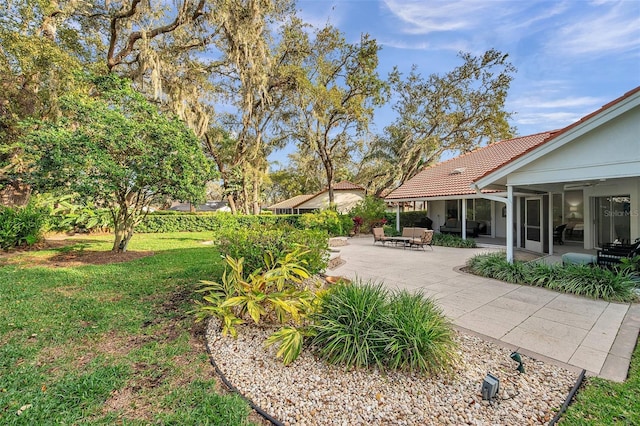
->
xmin=294 ymin=0 xmax=640 ymax=139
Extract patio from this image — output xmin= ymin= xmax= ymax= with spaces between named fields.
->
xmin=329 ymin=236 xmax=640 ymax=381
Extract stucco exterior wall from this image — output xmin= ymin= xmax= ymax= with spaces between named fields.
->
xmin=297 ymin=190 xmax=365 ymax=214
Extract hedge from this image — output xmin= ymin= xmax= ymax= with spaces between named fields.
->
xmin=135 ymin=212 xmax=302 ymax=233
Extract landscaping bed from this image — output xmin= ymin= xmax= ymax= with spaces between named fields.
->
xmin=207 ymin=318 xmax=577 ymax=426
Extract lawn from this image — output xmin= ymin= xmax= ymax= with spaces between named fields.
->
xmin=2 ymin=231 xmax=638 ymax=425
xmin=560 ymin=341 xmax=640 ymax=425
xmin=0 ymin=232 xmax=258 ymax=425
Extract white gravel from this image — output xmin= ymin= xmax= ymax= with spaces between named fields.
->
xmin=206 ymin=318 xmax=578 ymax=426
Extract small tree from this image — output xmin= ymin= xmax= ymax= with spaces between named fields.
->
xmin=23 ymin=74 xmax=211 ymax=252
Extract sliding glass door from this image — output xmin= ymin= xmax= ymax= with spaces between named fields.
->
xmin=595 ymin=195 xmax=631 ymax=247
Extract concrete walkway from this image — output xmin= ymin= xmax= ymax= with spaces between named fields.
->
xmin=329 ymin=236 xmax=640 ymax=382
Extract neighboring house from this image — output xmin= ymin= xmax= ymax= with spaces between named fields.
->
xmin=386 ymin=86 xmax=640 ymax=261
xmin=266 ymin=194 xmax=316 ymax=215
xmin=266 ymin=181 xmax=366 ymax=214
xmin=168 ymin=201 xmax=231 ymax=212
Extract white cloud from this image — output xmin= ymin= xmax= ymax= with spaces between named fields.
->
xmin=514 ymin=111 xmax=583 ymax=127
xmin=546 ymin=1 xmax=640 ymax=56
xmin=381 ymin=0 xmax=499 ymax=35
xmin=512 ymin=96 xmax=605 ymax=110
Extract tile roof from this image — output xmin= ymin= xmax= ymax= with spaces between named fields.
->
xmin=267 ymin=194 xmax=315 ymax=209
xmin=385 ymin=131 xmax=555 ymax=200
xmin=332 ymin=181 xmax=365 ymax=190
xmin=474 ymin=85 xmax=640 ymax=184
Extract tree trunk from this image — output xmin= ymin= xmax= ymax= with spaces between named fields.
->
xmin=227 ymin=194 xmax=238 ymax=214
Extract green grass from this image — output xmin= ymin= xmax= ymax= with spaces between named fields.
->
xmin=560 ymin=342 xmax=640 ymax=425
xmin=0 ymin=232 xmax=255 ymax=425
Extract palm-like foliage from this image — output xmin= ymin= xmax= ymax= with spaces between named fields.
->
xmin=195 ymin=249 xmax=318 ymax=364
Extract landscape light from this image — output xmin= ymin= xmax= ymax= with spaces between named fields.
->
xmin=510 ymin=351 xmax=525 ymax=373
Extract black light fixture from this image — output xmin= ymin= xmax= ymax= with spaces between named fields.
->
xmin=510 ymin=351 xmax=525 ymax=373
xmin=481 ymin=373 xmax=499 ymax=401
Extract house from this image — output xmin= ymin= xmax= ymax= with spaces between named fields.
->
xmin=386 ymin=86 xmax=640 ymax=261
xmin=168 ymin=201 xmax=231 ymax=212
xmin=266 ymin=181 xmax=366 ymax=214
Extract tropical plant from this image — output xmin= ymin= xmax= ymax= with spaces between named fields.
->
xmin=195 ymin=249 xmax=320 ymax=365
xmin=0 ymin=203 xmax=48 ymax=249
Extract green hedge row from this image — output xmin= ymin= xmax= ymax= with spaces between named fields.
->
xmin=136 ymin=212 xmax=301 ymax=233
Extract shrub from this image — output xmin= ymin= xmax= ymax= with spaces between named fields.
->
xmin=298 ymin=210 xmax=345 ymax=236
xmin=433 ymin=233 xmax=477 ymax=248
xmin=385 ymin=291 xmax=458 ymax=374
xmin=216 ymin=224 xmax=329 ymax=275
xmin=0 ymin=204 xmax=48 ymax=250
xmin=350 ymin=196 xmax=389 ymax=233
xmin=311 ymin=281 xmax=390 ymax=368
xmin=195 ymin=250 xmax=318 ymax=365
xmin=467 ymin=252 xmax=637 ymax=302
xmin=136 ymin=212 xmax=303 ymax=233
xmin=311 ymin=281 xmax=458 ymax=374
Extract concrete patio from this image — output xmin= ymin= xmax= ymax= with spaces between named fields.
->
xmin=329 ymin=236 xmax=640 ymax=382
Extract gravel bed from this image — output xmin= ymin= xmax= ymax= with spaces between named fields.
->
xmin=206 ymin=318 xmax=577 ymax=426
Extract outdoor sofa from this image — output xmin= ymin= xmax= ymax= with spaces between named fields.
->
xmin=372 ymin=227 xmax=434 ymax=250
xmin=439 ymin=218 xmax=483 ymax=237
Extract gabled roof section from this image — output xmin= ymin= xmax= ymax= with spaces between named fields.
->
xmin=475 ymin=86 xmax=640 ymax=188
xmin=385 ymin=131 xmax=554 ymax=200
xmin=332 ymin=180 xmax=365 ymax=191
xmin=266 ymin=194 xmax=315 ymax=210
xmin=266 ymin=181 xmax=364 ymax=210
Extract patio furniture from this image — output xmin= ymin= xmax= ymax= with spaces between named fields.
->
xmin=378 ymin=227 xmax=432 ymax=250
xmin=562 ymin=253 xmax=596 ymax=266
xmin=596 ymin=239 xmax=640 ymax=269
xmin=439 ymin=219 xmax=481 ymax=237
xmin=409 ymin=229 xmax=434 ymax=251
xmin=372 ymin=227 xmax=389 ymax=245
xmin=553 ymin=224 xmax=567 ymax=245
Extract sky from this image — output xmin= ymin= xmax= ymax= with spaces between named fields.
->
xmin=275 ymin=0 xmax=640 ymax=163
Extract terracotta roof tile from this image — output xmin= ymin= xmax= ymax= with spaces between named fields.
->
xmin=385 ymin=132 xmax=554 ymax=200
xmin=332 ymin=181 xmax=365 ymax=190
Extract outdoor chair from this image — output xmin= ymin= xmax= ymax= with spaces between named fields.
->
xmin=553 ymin=224 xmax=567 ymax=245
xmin=410 ymin=229 xmax=434 ymax=251
xmin=372 ymin=227 xmax=388 ymax=245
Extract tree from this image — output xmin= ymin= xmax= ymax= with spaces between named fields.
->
xmin=287 ymin=26 xmax=388 ymax=204
xmin=363 ymin=49 xmax=515 ymax=195
xmin=23 ymin=74 xmax=211 ymax=252
xmin=0 ymin=2 xmax=86 ymax=192
xmin=206 ymin=4 xmax=302 ymax=214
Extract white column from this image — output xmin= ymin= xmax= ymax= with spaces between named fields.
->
xmin=506 ymin=186 xmax=514 ymax=263
xmin=396 ymin=204 xmax=401 ymax=232
xmin=548 ymin=193 xmax=554 ymax=255
xmin=516 ymin=195 xmax=522 ymax=249
xmin=461 ymin=199 xmax=467 ymax=240
xmin=491 ymin=201 xmax=496 ymax=238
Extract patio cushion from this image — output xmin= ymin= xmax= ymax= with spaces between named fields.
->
xmin=562 ymin=252 xmax=596 ymax=266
